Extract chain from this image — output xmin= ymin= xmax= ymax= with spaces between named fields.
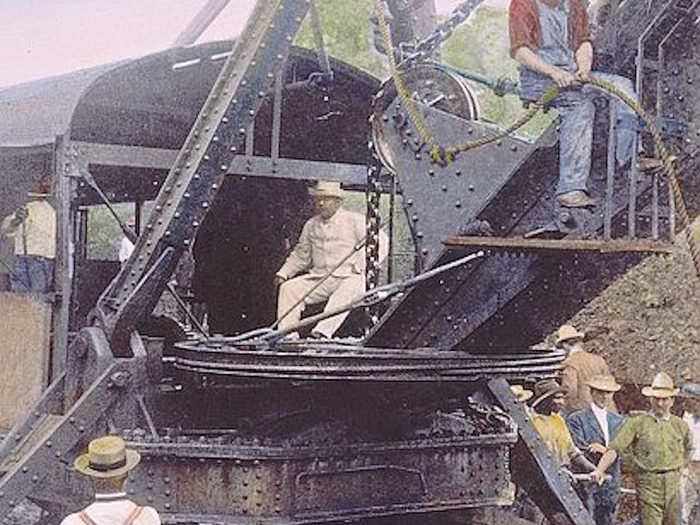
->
xmin=371 ymin=0 xmax=555 ymax=165
xmin=398 ymin=0 xmax=485 ymax=67
xmin=370 ymin=1 xmax=699 ymax=279
xmin=365 ymin=163 xmax=383 ymax=330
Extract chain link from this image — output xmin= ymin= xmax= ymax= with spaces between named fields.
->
xmin=365 ymin=163 xmax=383 ymax=331
xmin=370 ymin=1 xmax=699 ymax=279
xmin=398 ymin=0 xmax=485 ymax=66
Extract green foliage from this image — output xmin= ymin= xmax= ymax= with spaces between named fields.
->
xmin=295 ymin=3 xmax=554 ymax=138
xmin=86 ymin=204 xmax=133 ymax=260
xmin=440 ymin=6 xmax=556 ymax=139
xmin=295 ymin=0 xmax=388 ymax=77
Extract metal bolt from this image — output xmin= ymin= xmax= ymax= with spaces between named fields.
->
xmin=110 ymin=371 xmax=131 ymax=388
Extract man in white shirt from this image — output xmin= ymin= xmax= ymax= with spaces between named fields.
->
xmin=60 ymin=436 xmax=160 ymax=525
xmin=567 ymin=375 xmax=626 ymax=525
xmin=274 ymin=181 xmax=387 ymax=339
xmin=118 ymin=220 xmax=136 ymax=266
xmin=0 ymin=176 xmax=56 ymax=293
xmin=680 ymin=385 xmax=699 ymax=525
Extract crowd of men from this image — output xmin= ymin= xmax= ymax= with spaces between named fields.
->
xmin=511 ymin=325 xmax=698 ymax=525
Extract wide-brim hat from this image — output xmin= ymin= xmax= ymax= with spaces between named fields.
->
xmin=308 ymin=181 xmax=345 ymax=199
xmin=555 ymin=324 xmax=585 ymax=346
xmin=510 ymin=385 xmax=534 ymax=403
xmin=680 ymin=382 xmax=700 ymax=400
xmin=586 ymin=374 xmax=621 ymax=393
xmin=641 ymin=372 xmax=680 ymax=398
xmin=74 ymin=436 xmax=140 ymax=478
xmin=531 ymin=379 xmax=566 ymax=408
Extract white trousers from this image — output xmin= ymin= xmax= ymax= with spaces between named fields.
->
xmin=277 ymin=273 xmax=365 ymax=337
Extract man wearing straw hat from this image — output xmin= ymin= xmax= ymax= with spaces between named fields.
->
xmin=61 ymin=436 xmax=160 ymax=525
xmin=274 ymin=181 xmax=387 ymax=339
xmin=567 ymin=375 xmax=626 ymax=525
xmin=510 ymin=384 xmax=534 ymax=405
xmin=592 ymin=372 xmax=693 ymax=525
xmin=556 ymin=324 xmax=616 ymax=415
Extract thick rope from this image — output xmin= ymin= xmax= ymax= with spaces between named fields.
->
xmin=370 ymin=0 xmax=699 ymax=278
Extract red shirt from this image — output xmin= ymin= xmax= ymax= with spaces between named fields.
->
xmin=509 ymin=0 xmax=590 ymax=58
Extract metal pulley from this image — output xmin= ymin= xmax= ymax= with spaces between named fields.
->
xmin=370 ymin=63 xmax=481 ymax=173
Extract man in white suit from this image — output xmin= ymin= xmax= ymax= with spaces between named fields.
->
xmin=275 ymin=181 xmax=387 ymax=338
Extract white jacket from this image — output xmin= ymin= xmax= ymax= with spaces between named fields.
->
xmin=277 ymin=208 xmax=388 ymax=279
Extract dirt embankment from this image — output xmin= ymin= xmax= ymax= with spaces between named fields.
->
xmin=553 ymin=221 xmax=700 ymax=387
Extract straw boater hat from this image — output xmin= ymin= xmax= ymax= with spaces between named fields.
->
xmin=586 ymin=374 xmax=622 ymax=393
xmin=555 ymin=324 xmax=585 ymax=346
xmin=510 ymin=385 xmax=534 ymax=403
xmin=308 ymin=181 xmax=345 ymax=199
xmin=74 ymin=436 xmax=140 ymax=478
xmin=641 ymin=372 xmax=680 ymax=398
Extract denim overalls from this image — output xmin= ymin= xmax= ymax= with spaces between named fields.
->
xmin=518 ymin=0 xmax=638 ymax=196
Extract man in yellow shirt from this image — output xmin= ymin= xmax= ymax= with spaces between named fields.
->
xmin=531 ymin=379 xmax=598 ymax=471
xmin=592 ymin=372 xmax=693 ymax=525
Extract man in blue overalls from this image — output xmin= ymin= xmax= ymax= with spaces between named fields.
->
xmin=508 ymin=0 xmax=652 ymax=208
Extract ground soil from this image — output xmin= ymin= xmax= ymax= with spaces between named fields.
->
xmin=551 ymin=220 xmax=700 ymax=387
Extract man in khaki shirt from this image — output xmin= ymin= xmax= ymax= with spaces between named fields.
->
xmin=556 ymin=324 xmax=616 ymax=415
xmin=592 ymin=372 xmax=693 ymax=525
xmin=61 ymin=436 xmax=160 ymax=525
xmin=275 ymin=181 xmax=387 ymax=338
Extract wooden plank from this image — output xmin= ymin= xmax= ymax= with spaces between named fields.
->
xmin=444 ymin=236 xmax=675 ymax=254
xmin=0 ymin=292 xmax=51 ymax=432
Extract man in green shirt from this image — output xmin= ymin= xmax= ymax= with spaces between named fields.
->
xmin=591 ymin=372 xmax=693 ymax=525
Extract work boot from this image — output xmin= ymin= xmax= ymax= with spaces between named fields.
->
xmin=556 ymin=190 xmax=599 ymax=208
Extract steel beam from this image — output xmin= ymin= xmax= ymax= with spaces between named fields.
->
xmin=488 ymin=378 xmax=595 ymax=525
xmin=51 ymin=136 xmax=77 ymax=382
xmin=172 ymin=0 xmax=232 ymax=47
xmin=70 ymin=142 xmax=369 ymax=186
xmin=124 ymin=409 xmax=517 ymax=523
xmin=96 ymin=0 xmax=312 ymax=353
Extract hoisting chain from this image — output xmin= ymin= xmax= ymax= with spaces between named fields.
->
xmin=370 ymin=0 xmax=699 ymax=278
xmin=371 ymin=0 xmax=556 ymax=165
xmin=365 ymin=162 xmax=384 ymax=330
xmin=397 ymin=0 xmax=485 ymax=67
